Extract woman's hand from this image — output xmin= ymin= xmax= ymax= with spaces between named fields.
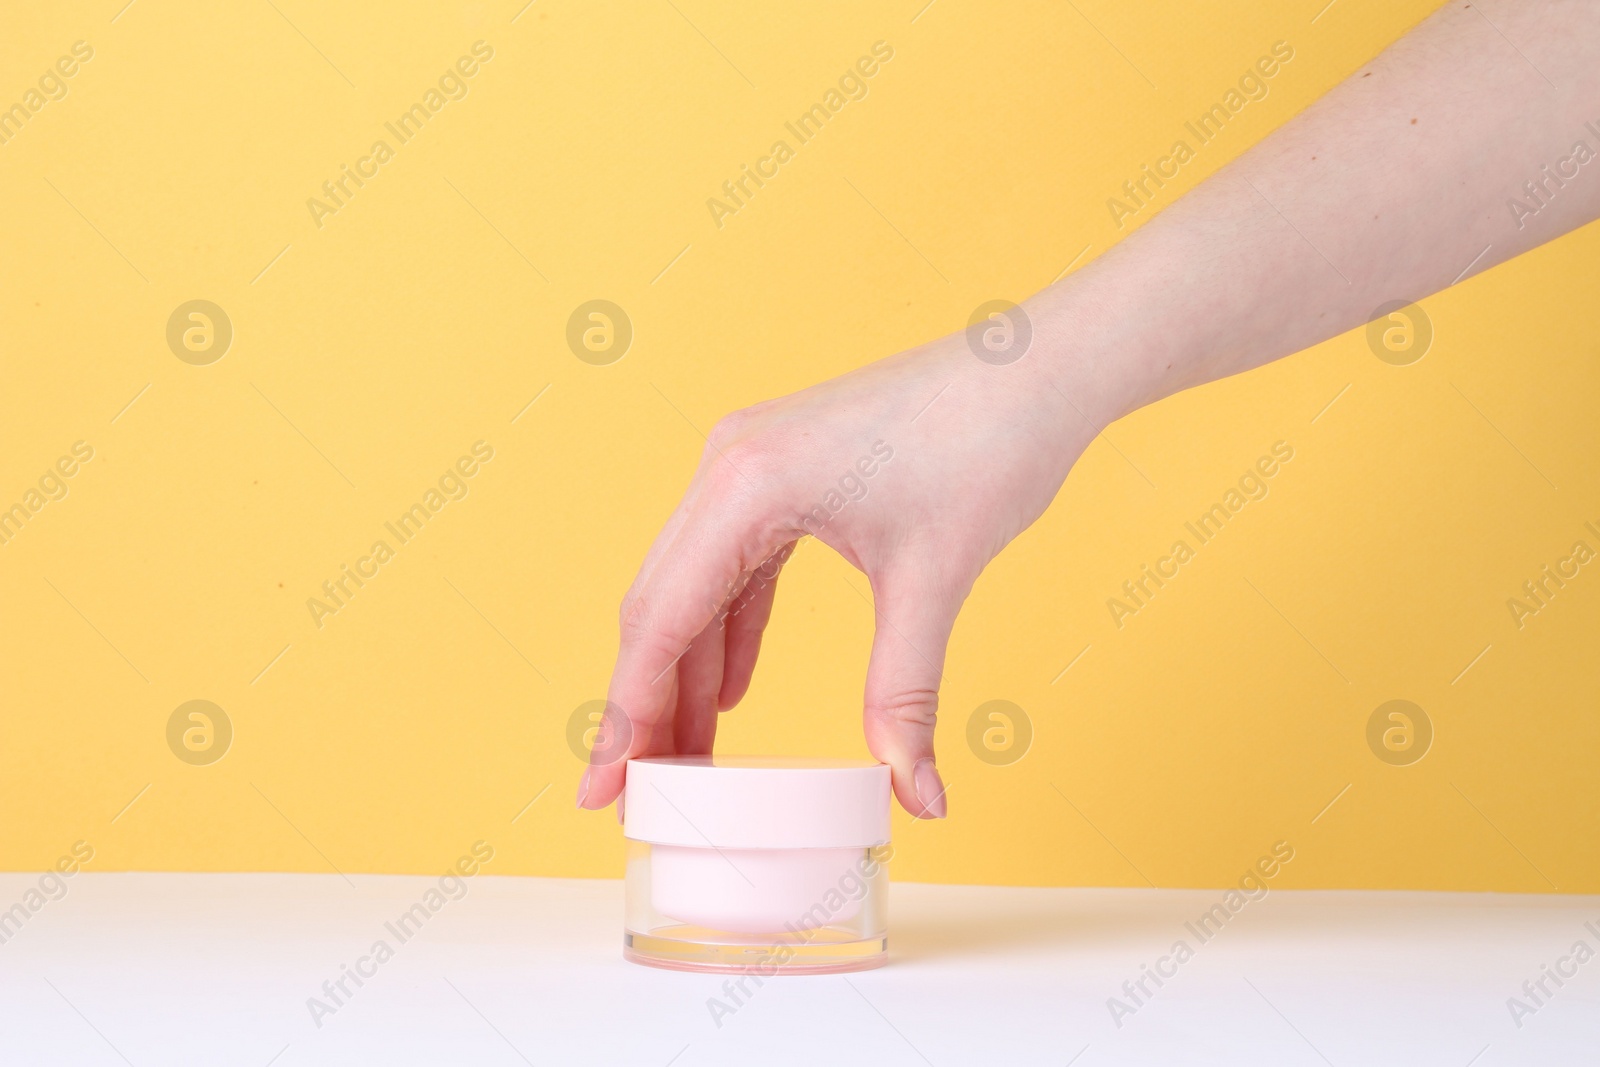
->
xmin=578 ymin=321 xmax=1107 ymax=818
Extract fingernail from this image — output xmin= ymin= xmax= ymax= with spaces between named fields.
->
xmin=576 ymin=768 xmax=591 ymax=810
xmin=913 ymin=757 xmax=947 ymax=819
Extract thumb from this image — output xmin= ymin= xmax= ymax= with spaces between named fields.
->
xmin=861 ymin=567 xmax=964 ymax=819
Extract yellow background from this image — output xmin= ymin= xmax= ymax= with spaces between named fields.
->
xmin=4 ymin=0 xmax=1596 ymax=893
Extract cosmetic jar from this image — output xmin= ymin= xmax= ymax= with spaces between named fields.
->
xmin=622 ymin=755 xmax=891 ymax=974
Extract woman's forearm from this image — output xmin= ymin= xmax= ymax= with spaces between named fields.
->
xmin=1040 ymin=0 xmax=1600 ymax=428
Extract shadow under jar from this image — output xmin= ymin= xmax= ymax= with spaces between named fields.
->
xmin=622 ymin=756 xmax=891 ymax=975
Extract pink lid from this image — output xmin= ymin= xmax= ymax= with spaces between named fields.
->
xmin=623 ymin=756 xmax=891 ymax=849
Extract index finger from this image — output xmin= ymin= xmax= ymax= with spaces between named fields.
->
xmin=580 ymin=487 xmax=785 ymax=809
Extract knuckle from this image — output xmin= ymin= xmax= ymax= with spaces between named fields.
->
xmin=618 ymin=588 xmax=702 ymax=655
xmin=618 ymin=592 xmax=673 ymax=644
xmin=708 ymin=437 xmax=767 ymax=483
xmin=618 ymin=593 xmax=642 ymax=632
xmin=705 ymin=410 xmax=752 ymax=452
xmin=705 ymin=397 xmax=781 ymax=451
xmin=703 ymin=412 xmax=781 ymax=487
xmin=867 ymin=689 xmax=940 ymax=730
xmin=618 ymin=594 xmax=664 ymax=640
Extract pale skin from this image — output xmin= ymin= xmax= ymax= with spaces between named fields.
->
xmin=581 ymin=0 xmax=1600 ymax=818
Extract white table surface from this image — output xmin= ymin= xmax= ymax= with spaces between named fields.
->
xmin=0 ymin=873 xmax=1594 ymax=1065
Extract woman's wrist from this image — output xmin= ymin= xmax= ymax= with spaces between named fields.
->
xmin=1020 ymin=269 xmax=1175 ymax=442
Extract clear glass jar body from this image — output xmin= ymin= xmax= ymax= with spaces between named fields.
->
xmin=624 ymin=840 xmax=891 ymax=974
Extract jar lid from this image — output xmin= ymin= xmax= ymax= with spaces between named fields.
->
xmin=622 ymin=756 xmax=891 ymax=849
